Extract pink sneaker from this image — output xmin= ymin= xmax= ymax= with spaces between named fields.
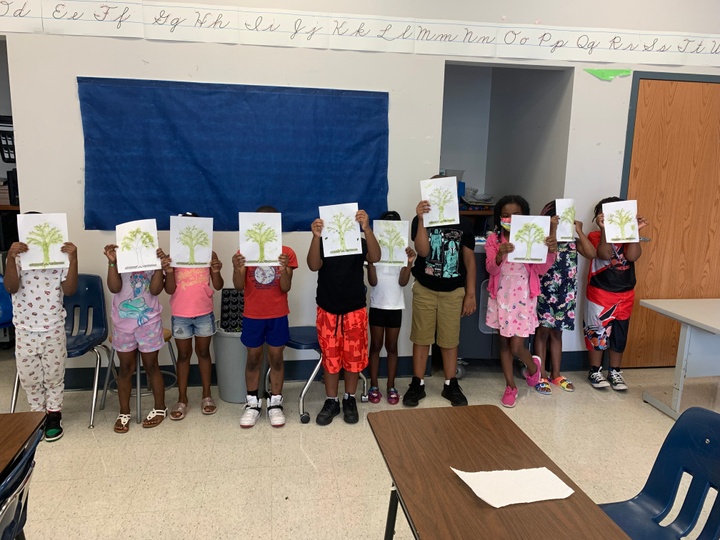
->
xmin=526 ymin=355 xmax=542 ymax=387
xmin=368 ymin=387 xmax=382 ymax=404
xmin=387 ymin=388 xmax=400 ymax=405
xmin=501 ymin=386 xmax=518 ymax=408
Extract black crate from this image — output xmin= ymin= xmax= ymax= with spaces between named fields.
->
xmin=219 ymin=288 xmax=243 ymax=332
xmin=0 ymin=130 xmax=15 ymax=164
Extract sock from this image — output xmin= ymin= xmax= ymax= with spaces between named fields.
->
xmin=248 ymin=389 xmax=259 ymax=398
xmin=327 ymin=396 xmax=339 ymax=402
xmin=419 ymin=379 xmax=425 ymax=386
xmin=343 ymin=393 xmax=351 ymax=400
xmin=590 ymin=366 xmax=602 ymax=373
xmin=444 ymin=379 xmax=451 ymax=386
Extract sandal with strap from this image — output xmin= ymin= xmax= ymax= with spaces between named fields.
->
xmin=142 ymin=408 xmax=168 ymax=428
xmin=368 ymin=387 xmax=382 ymax=404
xmin=170 ymin=401 xmax=188 ymax=421
xmin=387 ymin=388 xmax=400 ymax=406
xmin=534 ymin=378 xmax=552 ymax=395
xmin=202 ymin=397 xmax=217 ymax=415
xmin=114 ymin=413 xmax=131 ymax=434
xmin=550 ymin=376 xmax=575 ymax=392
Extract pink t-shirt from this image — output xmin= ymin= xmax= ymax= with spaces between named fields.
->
xmin=169 ymin=267 xmax=214 ymax=318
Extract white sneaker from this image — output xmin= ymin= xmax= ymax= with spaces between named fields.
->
xmin=240 ymin=396 xmax=261 ymax=428
xmin=267 ymin=394 xmax=285 ymax=428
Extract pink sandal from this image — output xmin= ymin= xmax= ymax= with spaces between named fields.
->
xmin=387 ymin=388 xmax=400 ymax=405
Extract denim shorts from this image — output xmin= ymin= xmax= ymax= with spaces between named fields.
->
xmin=171 ymin=313 xmax=216 ymax=339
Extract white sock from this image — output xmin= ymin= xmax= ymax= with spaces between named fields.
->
xmin=444 ymin=379 xmax=451 ymax=385
xmin=343 ymin=393 xmax=351 ymax=400
xmin=327 ymin=396 xmax=338 ymax=401
xmin=419 ymin=379 xmax=425 ymax=386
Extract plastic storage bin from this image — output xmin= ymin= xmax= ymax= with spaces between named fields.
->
xmin=213 ymin=328 xmax=247 ymax=403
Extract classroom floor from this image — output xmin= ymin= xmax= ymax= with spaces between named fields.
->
xmin=1 ymin=350 xmax=719 ymax=540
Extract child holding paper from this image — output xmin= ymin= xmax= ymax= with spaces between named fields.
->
xmin=164 ymin=212 xmax=224 ymax=419
xmin=366 ymin=211 xmax=416 ymax=405
xmin=104 ymin=244 xmax=170 ymax=432
xmin=534 ymin=201 xmax=595 ymax=393
xmin=5 ymin=234 xmax=78 ymax=442
xmin=584 ymin=197 xmax=648 ymax=390
xmin=485 ymin=195 xmax=557 ymax=408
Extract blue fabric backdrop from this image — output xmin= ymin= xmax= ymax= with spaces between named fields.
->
xmin=77 ymin=78 xmax=389 ymax=231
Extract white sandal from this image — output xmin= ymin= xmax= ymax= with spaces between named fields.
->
xmin=142 ymin=408 xmax=168 ymax=428
xmin=114 ymin=413 xmax=131 ymax=434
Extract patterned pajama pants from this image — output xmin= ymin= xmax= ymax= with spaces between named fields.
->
xmin=15 ymin=329 xmax=67 ymax=412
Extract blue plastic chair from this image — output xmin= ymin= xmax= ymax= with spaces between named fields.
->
xmin=11 ymin=274 xmax=110 ymax=428
xmin=600 ymin=407 xmax=720 ymax=539
xmin=0 ymin=427 xmax=43 ymax=540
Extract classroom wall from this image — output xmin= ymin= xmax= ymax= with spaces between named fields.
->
xmin=5 ymin=1 xmax=720 ymax=368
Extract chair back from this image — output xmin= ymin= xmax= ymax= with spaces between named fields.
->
xmin=63 ymin=274 xmax=108 ymax=357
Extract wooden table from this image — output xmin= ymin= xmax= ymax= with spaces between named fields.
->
xmin=640 ymin=298 xmax=720 ymax=419
xmin=0 ymin=412 xmax=45 ymax=478
xmin=367 ymin=405 xmax=628 ymax=540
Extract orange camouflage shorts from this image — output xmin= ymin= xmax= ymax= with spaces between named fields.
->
xmin=316 ymin=306 xmax=369 ymax=374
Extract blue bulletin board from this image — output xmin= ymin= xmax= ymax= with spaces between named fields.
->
xmin=77 ymin=77 xmax=389 ymax=231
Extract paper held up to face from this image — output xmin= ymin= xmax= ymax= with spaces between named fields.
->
xmin=507 ymin=215 xmax=550 ymax=264
xmin=602 ymin=200 xmax=639 ymax=243
xmin=116 ymin=219 xmax=161 ymax=273
xmin=319 ymin=202 xmax=362 ymax=258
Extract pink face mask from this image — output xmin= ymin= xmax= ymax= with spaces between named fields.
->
xmin=500 ymin=217 xmax=512 ymax=231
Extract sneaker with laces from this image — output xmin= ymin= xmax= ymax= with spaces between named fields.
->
xmin=501 ymin=386 xmax=518 ymax=408
xmin=44 ymin=411 xmax=63 ymax=442
xmin=588 ymin=367 xmax=610 ymax=389
xmin=240 ymin=396 xmax=261 ymax=428
xmin=316 ymin=398 xmax=341 ymax=425
xmin=342 ymin=395 xmax=359 ymax=424
xmin=402 ymin=376 xmax=426 ymax=407
xmin=441 ymin=377 xmax=468 ymax=406
xmin=267 ymin=394 xmax=285 ymax=427
xmin=608 ymin=369 xmax=628 ymax=391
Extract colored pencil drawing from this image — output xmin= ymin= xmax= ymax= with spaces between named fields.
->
xmin=176 ymin=225 xmax=210 ymax=265
xmin=245 ymin=221 xmax=278 ymax=262
xmin=428 ymin=187 xmax=454 ymax=224
xmin=607 ymin=208 xmax=636 ymax=241
xmin=326 ymin=212 xmax=355 ymax=253
xmin=121 ymin=227 xmax=156 ymax=267
xmin=514 ymin=222 xmax=546 ymax=261
xmin=26 ymin=222 xmax=64 ymax=267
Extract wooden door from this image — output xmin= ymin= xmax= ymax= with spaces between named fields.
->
xmin=624 ymin=78 xmax=720 ymax=367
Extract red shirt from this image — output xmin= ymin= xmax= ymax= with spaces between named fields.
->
xmin=243 ymin=246 xmax=298 ymax=319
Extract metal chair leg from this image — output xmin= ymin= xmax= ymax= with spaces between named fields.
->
xmin=136 ymin=354 xmax=142 ymax=424
xmin=299 ymin=354 xmax=323 ymax=424
xmin=359 ymin=372 xmax=369 ymax=402
xmin=88 ymin=348 xmax=102 ymax=429
xmin=11 ymin=372 xmax=20 ymax=413
xmin=99 ymin=346 xmax=116 ymax=411
xmin=265 ymin=367 xmax=272 ymax=397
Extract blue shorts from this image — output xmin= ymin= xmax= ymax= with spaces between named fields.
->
xmin=241 ymin=316 xmax=289 ymax=348
xmin=171 ymin=313 xmax=216 ymax=340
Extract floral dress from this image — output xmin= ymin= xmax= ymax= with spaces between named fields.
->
xmin=536 ymin=242 xmax=577 ymax=331
xmin=486 ymin=261 xmax=539 ymax=338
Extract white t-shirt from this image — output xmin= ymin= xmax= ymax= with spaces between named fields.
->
xmin=369 ymin=265 xmax=405 ymax=310
xmin=11 ymin=264 xmax=68 ymax=332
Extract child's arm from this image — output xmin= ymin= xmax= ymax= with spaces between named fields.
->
xmin=60 ymin=242 xmax=79 ymax=296
xmin=367 ymin=262 xmax=378 ymax=287
xmin=624 ymin=215 xmax=648 ymax=262
xmin=485 ymin=234 xmax=511 ymax=275
xmin=160 ymin=248 xmax=176 ymax=294
xmin=594 ymin=213 xmax=615 ymax=260
xmin=103 ymin=244 xmax=123 ymax=294
xmin=278 ymin=252 xmax=293 ymax=293
xmin=232 ymin=251 xmax=247 ymax=290
xmin=536 ymin=235 xmax=558 ymax=275
xmin=461 ymin=246 xmax=477 ymax=316
xmin=398 ymin=247 xmax=416 ymax=287
xmin=358 ymin=210 xmax=381 ymax=264
xmin=307 ymin=219 xmax=324 ymax=272
xmin=574 ymin=221 xmax=597 ymax=259
xmin=3 ymin=242 xmax=28 ymax=294
xmin=413 ymin=200 xmax=431 ymax=257
xmin=150 ymin=248 xmax=169 ymax=295
xmin=210 ymin=251 xmax=224 ymax=290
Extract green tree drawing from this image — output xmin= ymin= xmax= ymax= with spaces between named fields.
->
xmin=429 ymin=187 xmax=454 ymax=222
xmin=607 ymin=208 xmax=635 ymax=240
xmin=178 ymin=225 xmax=210 ymax=264
xmin=245 ymin=222 xmax=278 ymax=262
xmin=326 ymin=213 xmax=354 ymax=251
xmin=378 ymin=223 xmax=405 ymax=262
xmin=560 ymin=206 xmax=575 ymax=227
xmin=121 ymin=228 xmax=155 ymax=266
xmin=26 ymin=222 xmax=63 ymax=267
xmin=515 ymin=223 xmax=546 ymax=259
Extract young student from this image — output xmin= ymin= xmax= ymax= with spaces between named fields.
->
xmin=366 ymin=210 xmax=416 ymax=405
xmin=584 ymin=197 xmax=648 ymax=390
xmin=232 ymin=206 xmax=298 ymax=428
xmin=534 ymin=201 xmax=596 ymax=392
xmin=104 ymin=244 xmax=170 ymax=432
xmin=485 ymin=195 xmax=557 ymax=408
xmin=5 ymin=239 xmax=78 ymax=442
xmin=164 ymin=213 xmax=224 ymax=419
xmin=307 ymin=208 xmax=380 ymax=425
xmin=404 ymin=192 xmax=477 ymax=408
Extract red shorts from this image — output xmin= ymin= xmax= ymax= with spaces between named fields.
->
xmin=316 ymin=306 xmax=369 ymax=374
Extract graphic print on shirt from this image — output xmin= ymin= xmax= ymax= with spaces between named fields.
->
xmin=119 ymin=272 xmax=152 ymax=325
xmin=425 ymin=228 xmax=461 ymax=279
xmin=252 ymin=266 xmax=278 ymax=289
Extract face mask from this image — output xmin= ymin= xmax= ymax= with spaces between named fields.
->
xmin=500 ymin=217 xmax=511 ymax=231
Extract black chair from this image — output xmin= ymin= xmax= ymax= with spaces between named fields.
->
xmin=0 ymin=428 xmax=43 ymax=540
xmin=600 ymin=407 xmax=720 ymax=539
xmin=11 ymin=274 xmax=110 ymax=428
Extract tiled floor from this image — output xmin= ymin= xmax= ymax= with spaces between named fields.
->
xmin=2 ymin=350 xmax=719 ymax=539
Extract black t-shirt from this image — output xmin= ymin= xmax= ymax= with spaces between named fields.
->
xmin=316 ymin=239 xmax=368 ymax=315
xmin=411 ymin=217 xmax=475 ymax=292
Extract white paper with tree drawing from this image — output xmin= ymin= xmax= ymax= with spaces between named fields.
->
xmin=319 ymin=203 xmax=361 ymax=258
xmin=507 ymin=215 xmax=550 ymax=264
xmin=602 ymin=200 xmax=639 ymax=243
xmin=17 ymin=213 xmax=69 ymax=270
xmin=556 ymin=199 xmax=575 ymax=242
xmin=374 ymin=220 xmax=409 ymax=267
xmin=116 ymin=219 xmax=161 ymax=273
xmin=239 ymin=212 xmax=282 ymax=267
xmin=170 ymin=216 xmax=214 ymax=268
xmin=420 ymin=176 xmax=460 ymax=227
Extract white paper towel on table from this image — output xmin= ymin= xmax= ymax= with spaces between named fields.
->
xmin=451 ymin=467 xmax=574 ymax=508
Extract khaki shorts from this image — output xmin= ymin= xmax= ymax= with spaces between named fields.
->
xmin=410 ymin=281 xmax=465 ymax=348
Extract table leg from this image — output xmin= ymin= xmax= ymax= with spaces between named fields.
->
xmin=384 ymin=488 xmax=399 ymax=540
xmin=643 ymin=323 xmax=690 ymax=419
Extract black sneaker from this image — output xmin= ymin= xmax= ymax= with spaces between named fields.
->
xmin=608 ymin=369 xmax=628 ymax=391
xmin=402 ymin=377 xmax=426 ymax=407
xmin=441 ymin=378 xmax=468 ymax=406
xmin=342 ymin=396 xmax=359 ymax=424
xmin=45 ymin=411 xmax=64 ymax=442
xmin=316 ymin=398 xmax=341 ymax=426
xmin=588 ymin=367 xmax=610 ymax=389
